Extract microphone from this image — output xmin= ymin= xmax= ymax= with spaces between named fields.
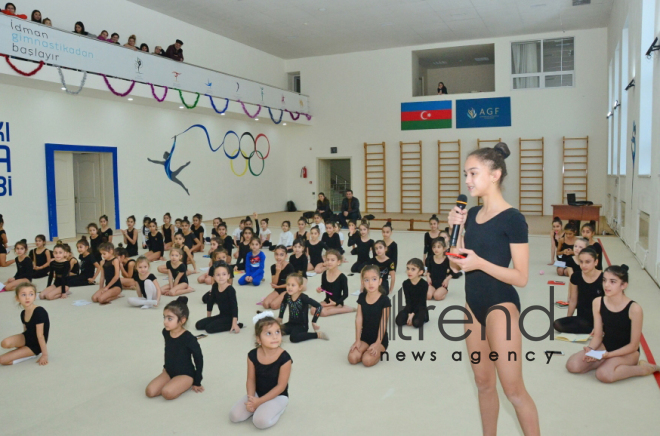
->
xmin=450 ymin=194 xmax=468 ymax=248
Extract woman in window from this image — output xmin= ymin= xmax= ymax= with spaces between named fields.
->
xmin=437 ymin=82 xmax=448 ymax=95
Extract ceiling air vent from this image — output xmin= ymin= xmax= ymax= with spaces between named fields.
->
xmin=572 ymin=0 xmax=591 ymax=5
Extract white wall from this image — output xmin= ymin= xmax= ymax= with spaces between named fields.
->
xmin=605 ymin=0 xmax=660 ymax=283
xmin=284 ymin=28 xmax=608 ymax=218
xmin=425 ymin=64 xmax=495 ymax=95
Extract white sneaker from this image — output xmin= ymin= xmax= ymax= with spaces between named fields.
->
xmin=307 ymin=272 xmax=317 ymax=277
xmin=141 ymin=305 xmax=151 ymax=309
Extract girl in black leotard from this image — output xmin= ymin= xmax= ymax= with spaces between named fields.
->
xmin=88 ymin=223 xmax=103 ymax=263
xmin=157 ymin=233 xmax=197 ymax=276
xmin=549 ymin=217 xmax=564 ymax=265
xmin=315 ymin=249 xmax=354 ymax=317
xmin=425 ymin=237 xmax=460 ymax=301
xmin=261 ymin=245 xmax=295 ymax=311
xmin=556 ymin=223 xmax=577 ymax=276
xmin=278 ymin=273 xmax=327 ymax=342
xmin=99 ymin=214 xmax=113 ymax=244
xmin=3 ymin=240 xmax=33 ymax=292
xmin=381 ymin=222 xmax=397 ymax=270
xmin=448 ymin=143 xmax=539 ymax=435
xmin=423 ymin=215 xmax=441 ymax=263
xmin=196 ymin=263 xmax=241 ymax=334
xmin=91 ymin=243 xmax=123 ymax=304
xmin=161 ymin=247 xmax=195 ymax=296
xmin=62 ymin=243 xmax=79 ymax=276
xmin=29 ymin=235 xmax=51 ymax=279
xmin=566 ymin=265 xmax=660 ymax=382
xmin=116 ymin=247 xmax=137 ymax=289
xmin=190 ymin=214 xmax=205 ymax=253
xmin=350 ymin=222 xmax=374 ymax=273
xmin=0 ymin=214 xmax=9 ymax=267
xmin=179 ymin=217 xmax=200 ymax=253
xmin=215 ymin=223 xmax=234 ymax=257
xmin=145 ymin=220 xmax=164 ymax=262
xmin=396 ymin=258 xmax=429 ymax=328
xmin=366 ymin=241 xmax=395 ymax=295
xmin=162 ymin=213 xmax=176 ymax=251
xmin=580 ymin=222 xmax=603 ymax=271
xmin=40 ymin=244 xmax=71 ymax=300
xmin=68 ymin=237 xmax=99 ymax=287
xmin=233 ymin=227 xmax=254 ymax=271
xmin=305 ymin=226 xmax=326 ymax=275
xmin=289 ymin=239 xmax=308 ymax=278
xmin=121 ymin=215 xmax=139 ymax=257
xmin=0 ymin=283 xmax=50 ymax=366
xmin=295 ymin=218 xmax=308 ymax=243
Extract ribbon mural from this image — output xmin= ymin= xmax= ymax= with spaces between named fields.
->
xmin=0 ymin=15 xmax=312 ymax=123
xmin=148 ymin=124 xmax=271 ymax=195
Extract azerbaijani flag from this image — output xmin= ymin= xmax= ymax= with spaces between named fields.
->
xmin=401 ymin=101 xmax=452 ymax=130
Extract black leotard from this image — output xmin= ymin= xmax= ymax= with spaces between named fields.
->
xmin=306 ymin=240 xmax=326 ymax=267
xmin=206 ymin=284 xmax=238 ymax=318
xmin=89 ymin=235 xmax=102 ymax=262
xmin=347 ymin=231 xmax=359 ymax=248
xmin=321 ymin=271 xmax=348 ymax=306
xmin=570 ymin=271 xmax=603 ymax=325
xmin=0 ymin=229 xmax=7 ymax=254
xmin=208 ymin=261 xmax=234 ymax=281
xmin=192 ymin=224 xmax=204 ymax=242
xmin=424 ymin=231 xmax=440 ymax=255
xmin=218 ymin=236 xmax=234 ymax=256
xmin=166 ymin=261 xmax=188 ymax=284
xmin=162 ymin=224 xmax=174 ymax=244
xmin=133 ymin=272 xmax=157 ymax=298
xmin=163 ymin=329 xmax=203 ymax=386
xmin=279 ymin=293 xmax=322 ymax=343
xmin=122 ymin=259 xmax=135 ymax=278
xmin=68 ymin=253 xmax=97 ymax=287
xmin=601 ymin=298 xmax=637 ymax=352
xmin=248 ymin=348 xmax=292 ymax=397
xmin=125 ymin=228 xmax=138 ymax=256
xmin=147 ymin=232 xmax=164 ymax=254
xmin=321 ymin=233 xmax=341 ymax=251
xmin=357 ymin=292 xmax=390 ymax=349
xmin=425 ymin=255 xmax=459 ymax=289
xmin=271 ymin=263 xmax=295 ymax=294
xmin=47 ymin=260 xmax=70 ymax=292
xmin=21 ymin=306 xmax=49 ymax=355
xmin=396 ymin=278 xmax=429 ymax=328
xmin=296 ymin=231 xmax=308 ymax=242
xmin=100 ymin=228 xmax=113 ymax=243
xmin=565 ymin=255 xmax=579 ymax=272
xmin=289 ymin=253 xmax=308 ymax=278
xmin=368 ymin=256 xmax=395 ymax=292
xmin=235 ymin=242 xmax=250 ymax=270
xmin=102 ymin=258 xmax=120 ymax=288
xmin=558 ymin=240 xmax=575 ymax=262
xmin=14 ymin=256 xmax=33 ymax=281
xmin=354 ymin=238 xmax=374 ymax=264
xmin=69 ymin=258 xmax=80 ymax=275
xmin=29 ymin=248 xmax=49 ymax=279
xmin=385 ymin=241 xmax=398 ymax=270
xmin=464 ymin=207 xmax=527 ymax=325
xmin=182 ymin=232 xmax=197 ymax=250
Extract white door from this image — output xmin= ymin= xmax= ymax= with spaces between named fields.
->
xmin=74 ymin=153 xmax=102 ymax=235
xmin=54 ymin=152 xmax=76 ymax=239
xmin=317 ymin=159 xmax=331 ymax=200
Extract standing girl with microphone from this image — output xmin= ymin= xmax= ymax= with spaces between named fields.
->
xmin=448 ymin=143 xmax=540 ymax=436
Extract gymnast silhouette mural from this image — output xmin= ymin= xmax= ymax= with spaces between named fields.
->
xmin=147 ymin=138 xmax=191 ymax=195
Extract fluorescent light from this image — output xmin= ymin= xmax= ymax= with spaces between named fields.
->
xmin=179 ymin=106 xmax=184 ymax=109
xmin=255 ymin=118 xmax=259 ymax=121
xmin=221 ymin=113 xmax=225 ymax=116
xmin=283 ymin=123 xmax=287 ymax=126
xmin=61 ymin=87 xmax=66 ymax=90
xmin=128 ymin=98 xmax=133 ymax=101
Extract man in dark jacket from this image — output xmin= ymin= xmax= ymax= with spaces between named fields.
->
xmin=337 ymin=190 xmax=361 ymax=228
xmin=165 ymin=39 xmax=184 ymax=62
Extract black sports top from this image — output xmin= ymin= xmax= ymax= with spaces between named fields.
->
xmin=206 ymin=284 xmax=238 ymax=318
xmin=102 ymin=258 xmax=120 ymax=288
xmin=192 ymin=224 xmax=204 ymax=241
xmin=321 ymin=233 xmax=341 ymax=251
xmin=463 ymin=207 xmax=527 ymax=325
xmin=163 ymin=329 xmax=203 ymax=386
xmin=558 ymin=240 xmax=575 ymax=261
xmin=357 ymin=292 xmax=391 ymax=347
xmin=295 ymin=231 xmax=308 ymax=242
xmin=14 ymin=256 xmax=34 ymax=281
xmin=147 ymin=232 xmax=164 ymax=254
xmin=601 ymin=298 xmax=636 ymax=352
xmin=565 ymin=255 xmax=579 ymax=272
xmin=288 ymin=254 xmax=308 ymax=278
xmin=132 ymin=271 xmax=157 ymax=298
xmin=271 ymin=263 xmax=295 ymax=294
xmin=570 ymin=271 xmax=603 ymax=325
xmin=385 ymin=241 xmax=398 ymax=270
xmin=47 ymin=260 xmax=70 ymax=291
xmin=248 ymin=348 xmax=292 ymax=398
xmin=279 ymin=293 xmax=321 ymax=326
xmin=89 ymin=235 xmax=102 ymax=261
xmin=78 ymin=253 xmax=96 ymax=280
xmin=100 ymin=228 xmax=113 ymax=243
xmin=163 ymin=224 xmax=174 ymax=244
xmin=347 ymin=231 xmax=359 ymax=247
xmin=21 ymin=306 xmax=49 ymax=350
xmin=425 ymin=255 xmax=459 ymax=288
xmin=69 ymin=258 xmax=80 ymax=276
xmin=321 ymin=271 xmax=348 ymax=306
xmin=167 ymin=260 xmax=188 ymax=284
xmin=0 ymin=229 xmax=6 ymax=254
xmin=122 ymin=259 xmax=136 ymax=278
xmin=354 ymin=238 xmax=374 ymax=264
xmin=402 ymin=278 xmax=428 ymax=315
xmin=29 ymin=248 xmax=49 ymax=269
xmin=423 ymin=231 xmax=440 ymax=255
xmin=306 ymin=240 xmax=326 ymax=266
xmin=220 ymin=236 xmax=234 ymax=256
xmin=125 ymin=228 xmax=138 ymax=256
xmin=368 ymin=256 xmax=395 ymax=290
xmin=236 ymin=242 xmax=250 ymax=265
xmin=182 ymin=232 xmax=197 ymax=250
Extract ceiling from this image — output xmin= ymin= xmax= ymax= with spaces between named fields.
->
xmin=129 ymin=0 xmax=614 ymax=59
xmin=416 ymin=44 xmax=495 ymax=68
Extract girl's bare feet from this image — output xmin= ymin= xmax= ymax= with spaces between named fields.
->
xmin=317 ymin=331 xmax=329 ymax=340
xmin=638 ymin=360 xmax=660 ymax=375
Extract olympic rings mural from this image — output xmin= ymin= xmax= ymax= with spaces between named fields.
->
xmin=147 ymin=124 xmax=271 ymax=195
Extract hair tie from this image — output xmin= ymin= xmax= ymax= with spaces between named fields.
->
xmin=253 ymin=311 xmax=275 ymax=325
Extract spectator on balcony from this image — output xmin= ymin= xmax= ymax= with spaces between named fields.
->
xmin=437 ymin=82 xmax=448 ymax=95
xmin=124 ymin=35 xmax=138 ymax=50
xmin=2 ymin=3 xmax=27 ymax=19
xmin=74 ymin=21 xmax=89 ymax=36
xmin=337 ymin=190 xmax=361 ymax=229
xmin=30 ymin=9 xmax=41 ymax=23
xmin=316 ymin=193 xmax=333 ymax=222
xmin=111 ymin=33 xmax=120 ymax=45
xmin=42 ymin=17 xmax=51 ymax=26
xmin=140 ymin=43 xmax=149 ymax=52
xmin=165 ymin=40 xmax=184 ymax=62
xmin=154 ymin=46 xmax=167 ymax=57
xmin=97 ymin=30 xmax=110 ymax=42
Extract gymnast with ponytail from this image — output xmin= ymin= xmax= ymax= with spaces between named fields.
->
xmin=447 ymin=142 xmax=540 ymax=435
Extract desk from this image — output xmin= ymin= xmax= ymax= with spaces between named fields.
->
xmin=551 ymin=204 xmax=602 ymax=233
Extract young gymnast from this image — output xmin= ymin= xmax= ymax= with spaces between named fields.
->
xmin=295 ymin=218 xmax=308 ymax=242
xmin=179 ymin=217 xmax=200 ymax=254
xmin=395 ymin=258 xmax=429 ymax=328
xmin=381 ymin=222 xmax=398 ymax=270
xmin=99 ymin=215 xmax=113 ymax=243
xmin=39 ymin=244 xmax=71 ymax=300
xmin=207 ymin=237 xmax=219 ymax=258
xmin=556 ymin=223 xmax=577 ymax=276
xmin=116 ymin=247 xmax=137 ymax=289
xmin=423 ymin=214 xmax=441 ymax=263
xmin=347 ymin=220 xmax=359 ymax=254
xmin=157 ymin=233 xmax=197 ymax=276
xmin=321 ymin=221 xmax=342 ymax=253
xmin=229 ymin=313 xmax=291 ymax=430
xmin=162 ymin=213 xmax=176 ymax=251
xmin=146 ymin=296 xmax=204 ymax=400
xmin=0 ymin=283 xmax=49 ymax=366
xmin=211 ymin=217 xmax=223 ymax=238
xmin=2 ymin=240 xmax=33 ymax=292
xmin=549 ymin=217 xmax=564 ymax=265
xmin=128 ymin=256 xmax=161 ymax=308
xmin=145 ymin=220 xmax=165 ymax=262
xmin=162 ymin=247 xmax=195 ymax=296
xmin=196 ymin=264 xmax=242 ymax=334
xmin=233 ymin=219 xmax=245 ymax=246
xmin=348 ymin=265 xmax=391 ymax=367
xmin=198 ymin=248 xmax=223 ymax=285
xmin=288 ymin=239 xmax=308 ymax=278
xmin=448 ymin=142 xmax=539 ymax=435
xmin=334 ymin=221 xmax=346 ymax=251
xmin=439 ymin=228 xmax=451 ymax=248
xmin=67 ymin=237 xmax=99 ymax=287
xmin=312 ymin=213 xmax=326 ymax=235
xmin=238 ymin=238 xmax=266 ymax=287
xmin=425 ymin=237 xmax=459 ymax=301
xmin=190 ymin=214 xmax=205 ymax=253
xmin=581 ymin=222 xmax=603 ymax=270
xmin=63 ymin=243 xmax=79 ymax=276
xmin=305 ymin=226 xmax=326 ymax=275
xmin=0 ymin=214 xmax=9 ymax=267
xmin=350 ymin=221 xmax=374 ymax=273
xmin=553 ymin=247 xmax=603 ymax=333
xmin=278 ymin=273 xmax=327 ymax=342
xmin=316 ymin=249 xmax=354 ymax=316
xmin=566 ymin=264 xmax=660 ymax=382
xmin=273 ymin=221 xmax=293 ymax=252
xmin=234 ymin=227 xmax=255 ymax=271
xmin=120 ymin=215 xmax=139 ymax=257
xmin=262 ymin=245 xmax=295 ymax=310
xmin=88 ymin=223 xmax=103 ymax=262
xmin=366 ymin=240 xmax=396 ymax=294
xmin=91 ymin=243 xmax=123 ymax=304
xmin=216 ymin=223 xmax=234 ymax=257
xmin=141 ymin=216 xmax=152 ymax=249
xmin=564 ymin=237 xmax=589 ymax=279
xmin=29 ymin=234 xmax=51 ymax=279
xmin=260 ymin=219 xmax=272 ymax=249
